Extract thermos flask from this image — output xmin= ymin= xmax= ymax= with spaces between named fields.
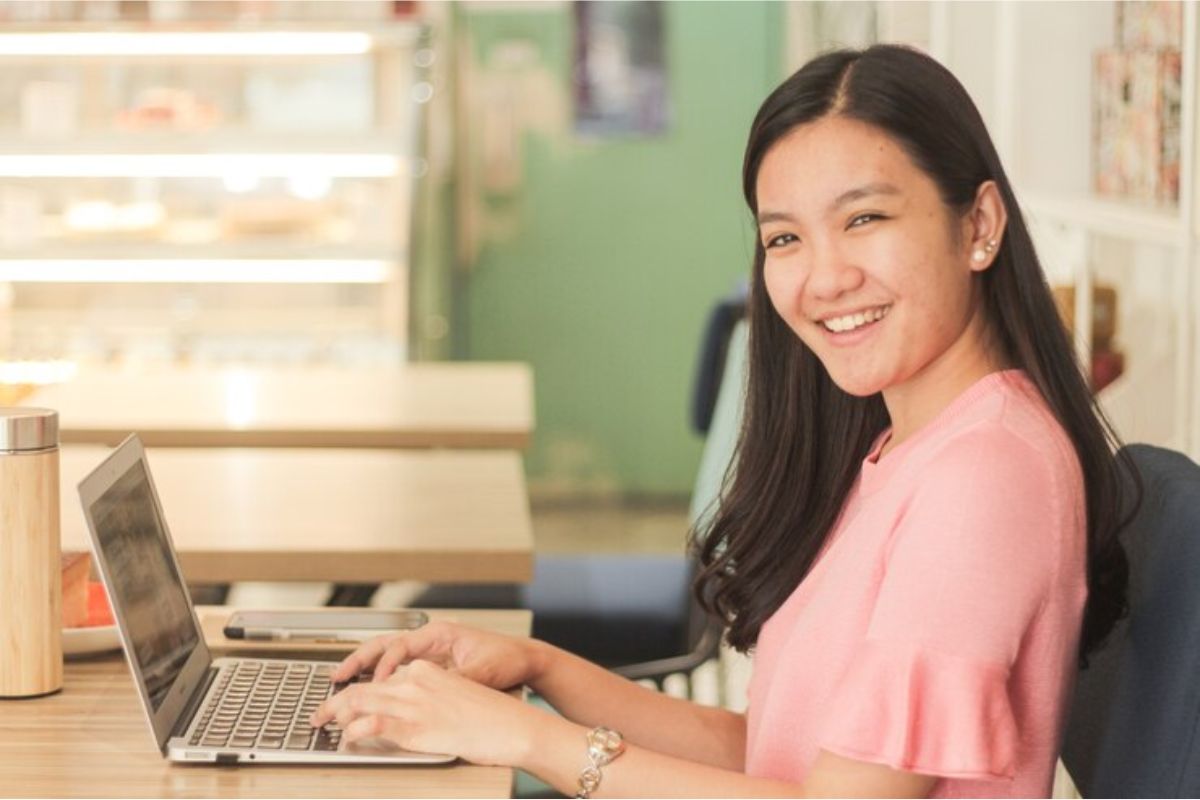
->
xmin=0 ymin=407 xmax=62 ymax=698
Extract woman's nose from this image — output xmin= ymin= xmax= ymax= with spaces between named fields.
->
xmin=805 ymin=244 xmax=864 ymax=301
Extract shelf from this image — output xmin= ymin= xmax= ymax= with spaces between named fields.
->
xmin=0 ymin=131 xmax=410 ymax=157
xmin=0 ymin=258 xmax=395 ymax=284
xmin=4 ymin=307 xmax=387 ymax=333
xmin=1096 ymin=353 xmax=1183 ymax=449
xmin=0 ymin=152 xmax=404 ymax=178
xmin=0 ymin=24 xmax=424 ymax=57
xmin=1019 ymin=189 xmax=1187 ymax=247
xmin=5 ymin=242 xmax=400 ymax=261
xmin=0 ymin=360 xmax=77 ymax=387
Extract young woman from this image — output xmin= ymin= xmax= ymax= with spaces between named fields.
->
xmin=311 ymin=44 xmax=1137 ymax=798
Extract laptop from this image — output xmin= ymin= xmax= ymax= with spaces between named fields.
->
xmin=77 ymin=433 xmax=454 ymax=766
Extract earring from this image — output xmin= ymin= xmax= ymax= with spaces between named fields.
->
xmin=972 ymin=250 xmax=987 ymax=263
xmin=984 ymin=239 xmax=997 ymax=252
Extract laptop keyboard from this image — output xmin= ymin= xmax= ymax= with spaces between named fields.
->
xmin=188 ymin=661 xmax=363 ymax=752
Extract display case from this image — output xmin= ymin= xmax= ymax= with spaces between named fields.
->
xmin=0 ymin=4 xmax=430 ymax=367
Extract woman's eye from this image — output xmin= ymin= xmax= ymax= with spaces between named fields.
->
xmin=766 ymin=233 xmax=799 ymax=249
xmin=848 ymin=213 xmax=883 ymax=229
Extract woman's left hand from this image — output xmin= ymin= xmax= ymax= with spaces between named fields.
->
xmin=309 ymin=658 xmax=547 ymax=766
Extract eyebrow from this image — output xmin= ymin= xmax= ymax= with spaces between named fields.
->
xmin=756 ymin=182 xmax=903 ymax=226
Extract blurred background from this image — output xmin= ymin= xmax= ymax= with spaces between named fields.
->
xmin=0 ymin=0 xmax=1193 ymax=548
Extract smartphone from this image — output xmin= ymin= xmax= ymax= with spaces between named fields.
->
xmin=223 ymin=609 xmax=429 ymax=642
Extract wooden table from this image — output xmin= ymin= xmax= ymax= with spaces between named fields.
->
xmin=0 ymin=608 xmax=532 ymax=798
xmin=24 ymin=362 xmax=534 ymax=449
xmin=60 ymin=446 xmax=534 ymax=584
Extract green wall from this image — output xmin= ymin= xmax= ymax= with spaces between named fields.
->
xmin=459 ymin=2 xmax=784 ymax=495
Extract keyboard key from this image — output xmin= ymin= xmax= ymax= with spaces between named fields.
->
xmin=314 ymin=728 xmax=340 ymax=751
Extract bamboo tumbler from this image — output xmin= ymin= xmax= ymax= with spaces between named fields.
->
xmin=0 ymin=408 xmax=61 ymax=699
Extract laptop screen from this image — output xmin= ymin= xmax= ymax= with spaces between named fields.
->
xmin=88 ymin=457 xmax=199 ymax=711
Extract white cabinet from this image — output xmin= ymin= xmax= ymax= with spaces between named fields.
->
xmin=0 ymin=17 xmax=429 ymax=366
xmin=930 ymin=1 xmax=1195 ymax=455
xmin=786 ymin=1 xmax=1195 ymax=454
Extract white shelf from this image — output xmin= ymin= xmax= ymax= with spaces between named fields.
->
xmin=0 ymin=131 xmax=410 ymax=157
xmin=1097 ymin=353 xmax=1184 ymax=450
xmin=0 ymin=152 xmax=404 ymax=178
xmin=0 ymin=258 xmax=396 ymax=284
xmin=4 ymin=242 xmax=400 ymax=261
xmin=1019 ymin=189 xmax=1187 ymax=248
xmin=0 ymin=23 xmax=424 ymax=57
xmin=927 ymin=0 xmax=1196 ymax=457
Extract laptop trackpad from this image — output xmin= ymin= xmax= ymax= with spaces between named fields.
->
xmin=343 ymin=736 xmax=405 ymax=755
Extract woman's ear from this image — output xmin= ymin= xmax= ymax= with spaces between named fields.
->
xmin=965 ymin=181 xmax=1008 ymax=273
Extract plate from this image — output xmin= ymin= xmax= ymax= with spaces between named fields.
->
xmin=63 ymin=581 xmax=120 ymax=658
xmin=63 ymin=624 xmax=121 ymax=658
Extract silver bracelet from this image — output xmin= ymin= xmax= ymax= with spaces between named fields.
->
xmin=574 ymin=726 xmax=625 ymax=799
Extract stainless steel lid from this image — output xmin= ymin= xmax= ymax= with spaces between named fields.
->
xmin=0 ymin=407 xmax=58 ymax=451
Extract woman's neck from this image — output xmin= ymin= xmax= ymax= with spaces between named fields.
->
xmin=879 ymin=306 xmax=1008 ymax=458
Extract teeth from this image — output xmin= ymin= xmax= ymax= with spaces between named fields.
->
xmin=821 ymin=305 xmax=890 ymax=333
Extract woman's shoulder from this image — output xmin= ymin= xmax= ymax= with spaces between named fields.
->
xmin=896 ymin=380 xmax=1084 ymax=552
xmin=924 ymin=370 xmax=1080 ymax=483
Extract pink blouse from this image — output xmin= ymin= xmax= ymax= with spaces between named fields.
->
xmin=745 ymin=370 xmax=1088 ymax=797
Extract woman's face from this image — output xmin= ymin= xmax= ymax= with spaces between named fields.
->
xmin=756 ymin=115 xmax=992 ymax=399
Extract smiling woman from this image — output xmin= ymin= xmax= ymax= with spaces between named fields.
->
xmin=698 ymin=43 xmax=1142 ymax=796
xmin=307 ymin=44 xmax=1140 ymax=800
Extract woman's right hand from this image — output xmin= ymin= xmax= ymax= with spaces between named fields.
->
xmin=331 ymin=621 xmax=549 ymax=691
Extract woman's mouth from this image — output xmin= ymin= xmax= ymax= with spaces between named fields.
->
xmin=818 ymin=304 xmax=892 ymax=333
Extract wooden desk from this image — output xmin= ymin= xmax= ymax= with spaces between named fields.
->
xmin=0 ymin=608 xmax=532 ymax=798
xmin=25 ymin=362 xmax=534 ymax=449
xmin=60 ymin=446 xmax=534 ymax=584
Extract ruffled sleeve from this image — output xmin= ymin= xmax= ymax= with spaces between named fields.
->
xmin=819 ymin=639 xmax=1019 ymax=780
xmin=813 ymin=430 xmax=1063 ymax=780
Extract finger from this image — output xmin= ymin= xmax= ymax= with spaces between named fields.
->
xmin=373 ymin=628 xmax=448 ymax=681
xmin=309 ymin=695 xmax=338 ymax=728
xmin=332 ymin=635 xmax=391 ymax=683
xmin=310 ymin=682 xmax=365 ymax=728
xmin=373 ymin=643 xmax=412 ymax=682
xmin=336 ymin=685 xmax=409 ymax=730
xmin=311 ymin=681 xmax=404 ymax=728
xmin=342 ymin=713 xmax=400 ymax=746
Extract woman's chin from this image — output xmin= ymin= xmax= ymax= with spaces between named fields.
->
xmin=826 ymin=370 xmax=889 ymax=398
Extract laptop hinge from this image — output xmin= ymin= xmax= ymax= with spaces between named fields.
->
xmin=169 ymin=666 xmax=219 ymax=744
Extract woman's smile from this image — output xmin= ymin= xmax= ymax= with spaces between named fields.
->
xmin=815 ymin=303 xmax=891 ymax=334
xmin=814 ymin=303 xmax=892 ymax=349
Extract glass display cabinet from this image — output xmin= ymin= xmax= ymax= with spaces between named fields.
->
xmin=0 ymin=1 xmax=430 ymax=369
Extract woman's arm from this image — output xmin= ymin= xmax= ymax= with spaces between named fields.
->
xmin=315 ymin=660 xmax=937 ymax=798
xmin=526 ymin=638 xmax=746 ymax=770
xmin=521 ymin=712 xmax=936 ymax=798
xmin=329 ymin=622 xmax=745 ymax=769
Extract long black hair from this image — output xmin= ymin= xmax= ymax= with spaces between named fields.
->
xmin=694 ymin=44 xmax=1138 ymax=668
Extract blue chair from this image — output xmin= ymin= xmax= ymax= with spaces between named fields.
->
xmin=1061 ymin=444 xmax=1200 ymax=797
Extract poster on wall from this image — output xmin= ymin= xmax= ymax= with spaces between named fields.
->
xmin=572 ymin=1 xmax=669 ymax=137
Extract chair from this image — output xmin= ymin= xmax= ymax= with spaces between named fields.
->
xmin=412 ymin=298 xmax=747 ymax=690
xmin=1061 ymin=444 xmax=1200 ymax=797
